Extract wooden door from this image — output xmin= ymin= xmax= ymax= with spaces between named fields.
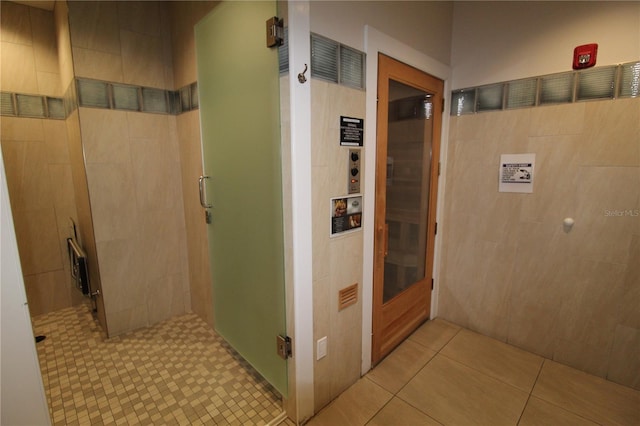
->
xmin=372 ymin=54 xmax=444 ymax=365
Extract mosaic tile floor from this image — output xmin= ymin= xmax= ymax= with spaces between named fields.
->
xmin=32 ymin=303 xmax=283 ymax=425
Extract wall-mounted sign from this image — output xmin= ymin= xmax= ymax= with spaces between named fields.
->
xmin=499 ymin=153 xmax=535 ymax=193
xmin=331 ymin=195 xmax=362 ymax=236
xmin=340 ymin=116 xmax=364 ymax=146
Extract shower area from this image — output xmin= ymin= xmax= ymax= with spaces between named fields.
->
xmin=1 ymin=0 xmax=286 ymax=423
xmin=1 ymin=0 xmax=214 ymax=337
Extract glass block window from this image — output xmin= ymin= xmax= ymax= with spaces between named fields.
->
xmin=113 ymin=84 xmax=140 ymax=111
xmin=477 ymin=83 xmax=504 ymax=111
xmin=577 ymin=66 xmax=615 ymax=100
xmin=180 ymin=86 xmax=191 ymax=112
xmin=77 ymin=79 xmax=109 ymax=108
xmin=311 ymin=35 xmax=339 ymax=83
xmin=142 ymin=88 xmax=167 ymax=113
xmin=168 ymin=90 xmax=180 ymax=115
xmin=279 ymin=27 xmax=289 ymax=74
xmin=47 ymin=97 xmax=65 ymax=119
xmin=1 ymin=92 xmax=15 ymax=116
xmin=540 ymin=73 xmax=574 ymax=104
xmin=16 ymin=94 xmax=45 ymax=118
xmin=506 ymin=78 xmax=537 ymax=109
xmin=64 ymin=83 xmax=76 ymax=117
xmin=190 ymin=83 xmax=199 ymax=109
xmin=340 ymin=45 xmax=365 ymax=89
xmin=451 ymin=89 xmax=476 ymax=116
xmin=310 ymin=34 xmax=365 ymax=89
xmin=619 ymin=61 xmax=640 ymax=98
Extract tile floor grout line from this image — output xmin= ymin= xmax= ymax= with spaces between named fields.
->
xmin=380 ymin=322 xmax=461 ymax=399
xmin=523 ymin=359 xmax=618 ymax=426
xmin=394 ymin=324 xmax=539 ymax=426
xmin=434 ymin=350 xmax=535 ymax=396
xmin=384 ymin=323 xmax=462 ymax=426
xmin=362 ymin=377 xmax=395 ymax=426
xmin=33 ymin=303 xmax=283 ymax=425
xmin=514 ymin=355 xmax=547 ymax=425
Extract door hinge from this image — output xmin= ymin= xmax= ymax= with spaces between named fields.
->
xmin=437 ymin=161 xmax=441 ymax=177
xmin=431 ymin=278 xmax=434 ymax=290
xmin=266 ymin=16 xmax=284 ymax=48
xmin=434 ymin=222 xmax=438 ymax=235
xmin=276 ymin=335 xmax=292 ymax=359
xmin=442 ymin=98 xmax=445 ymax=113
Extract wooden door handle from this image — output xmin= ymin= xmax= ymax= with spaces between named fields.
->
xmin=384 ymin=223 xmax=389 ymax=257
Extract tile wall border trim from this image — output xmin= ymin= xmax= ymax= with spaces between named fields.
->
xmin=451 ymin=60 xmax=640 ymax=116
xmin=1 ymin=80 xmax=199 ymax=121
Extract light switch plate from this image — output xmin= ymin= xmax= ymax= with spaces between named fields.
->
xmin=317 ymin=336 xmax=327 ymax=360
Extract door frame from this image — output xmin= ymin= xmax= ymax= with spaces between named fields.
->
xmin=361 ymin=26 xmax=451 ymax=375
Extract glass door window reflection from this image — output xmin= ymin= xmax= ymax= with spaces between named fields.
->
xmin=383 ymin=80 xmax=434 ymax=303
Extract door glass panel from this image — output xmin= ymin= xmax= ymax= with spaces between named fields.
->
xmin=195 ymin=1 xmax=287 ymax=397
xmin=383 ymin=79 xmax=433 ymax=303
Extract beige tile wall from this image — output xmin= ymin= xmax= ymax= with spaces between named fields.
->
xmin=439 ymin=98 xmax=640 ymax=390
xmin=311 ymin=80 xmax=366 ymax=411
xmin=78 ymin=107 xmax=190 ymax=335
xmin=65 ymin=0 xmax=191 ymax=335
xmin=168 ymin=1 xmax=218 ymax=89
xmin=3 ymin=0 xmax=257 ymax=337
xmin=168 ymin=1 xmax=217 ymax=329
xmin=67 ymin=0 xmax=173 ymax=90
xmin=54 ymin=0 xmax=111 ymax=330
xmin=0 ymin=2 xmax=83 ymax=317
xmin=0 ymin=115 xmax=84 ymax=316
xmin=54 ymin=1 xmax=74 ymax=91
xmin=65 ymin=109 xmax=108 ymax=329
xmin=1 ymin=2 xmax=61 ymax=97
xmin=176 ymin=111 xmax=214 ymax=328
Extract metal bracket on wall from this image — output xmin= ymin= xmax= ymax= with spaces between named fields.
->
xmin=276 ymin=335 xmax=292 ymax=359
xmin=266 ymin=16 xmax=284 ymax=48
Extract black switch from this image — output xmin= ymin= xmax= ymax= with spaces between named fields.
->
xmin=351 ymin=152 xmax=359 ymax=162
xmin=351 ymin=168 xmax=359 ymax=176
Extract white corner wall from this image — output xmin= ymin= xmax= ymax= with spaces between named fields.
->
xmin=1 ymin=152 xmax=51 ymax=426
xmin=451 ymin=1 xmax=640 ymax=88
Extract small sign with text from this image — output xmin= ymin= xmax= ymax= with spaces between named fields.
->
xmin=499 ymin=153 xmax=535 ymax=193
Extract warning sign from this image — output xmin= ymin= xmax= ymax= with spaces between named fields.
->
xmin=499 ymin=154 xmax=535 ymax=193
xmin=501 ymin=163 xmax=532 ymax=183
xmin=340 ymin=116 xmax=364 ymax=146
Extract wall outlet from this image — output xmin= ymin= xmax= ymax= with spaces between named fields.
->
xmin=317 ymin=336 xmax=327 ymax=360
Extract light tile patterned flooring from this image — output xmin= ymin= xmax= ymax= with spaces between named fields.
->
xmin=32 ymin=303 xmax=283 ymax=425
xmin=309 ymin=319 xmax=640 ymax=426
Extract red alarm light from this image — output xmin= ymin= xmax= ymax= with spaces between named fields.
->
xmin=573 ymin=43 xmax=598 ymax=70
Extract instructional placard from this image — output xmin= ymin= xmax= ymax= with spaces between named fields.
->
xmin=499 ymin=153 xmax=535 ymax=193
xmin=340 ymin=116 xmax=364 ymax=146
xmin=331 ymin=195 xmax=362 ymax=236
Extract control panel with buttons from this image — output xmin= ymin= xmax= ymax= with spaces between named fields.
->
xmin=348 ymin=148 xmax=361 ymax=194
